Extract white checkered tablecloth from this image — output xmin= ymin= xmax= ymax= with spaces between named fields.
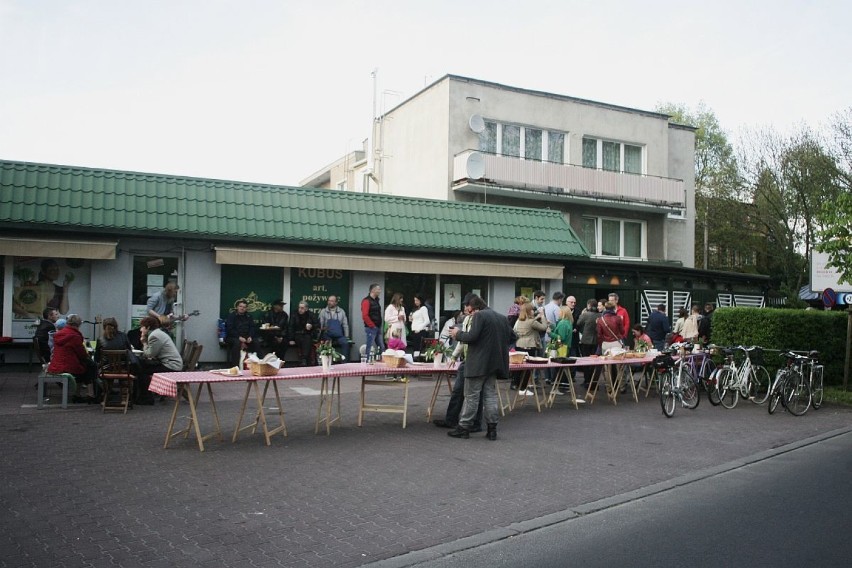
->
xmin=149 ymin=362 xmax=460 ymax=398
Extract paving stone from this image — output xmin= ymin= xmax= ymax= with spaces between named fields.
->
xmin=1 ymin=368 xmax=850 ymax=566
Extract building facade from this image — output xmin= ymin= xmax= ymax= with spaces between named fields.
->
xmin=303 ymin=75 xmax=767 ymax=326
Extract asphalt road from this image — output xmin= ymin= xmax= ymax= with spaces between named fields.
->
xmin=401 ymin=430 xmax=852 ymax=567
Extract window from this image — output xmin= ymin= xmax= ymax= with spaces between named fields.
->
xmin=582 ymin=138 xmax=597 ymax=168
xmin=336 ymin=180 xmax=347 ymax=191
xmin=478 ymin=120 xmax=566 ymax=162
xmin=525 ymin=128 xmax=542 ymax=161
xmin=624 ymin=144 xmax=642 ymax=174
xmin=581 ymin=217 xmax=597 ymax=255
xmin=502 ymin=125 xmax=520 ymax=157
xmin=582 ymin=216 xmax=646 ymax=259
xmin=548 ymin=132 xmax=564 ymax=163
xmin=582 ymin=137 xmax=644 ymax=174
xmin=480 ymin=121 xmax=497 ymax=153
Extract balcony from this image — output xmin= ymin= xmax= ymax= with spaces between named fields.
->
xmin=452 ymin=150 xmax=686 ymax=212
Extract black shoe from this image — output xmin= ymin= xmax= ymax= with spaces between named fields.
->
xmin=447 ymin=427 xmax=469 ymax=439
xmin=486 ymin=424 xmax=497 ymax=441
xmin=433 ymin=419 xmax=455 ymax=429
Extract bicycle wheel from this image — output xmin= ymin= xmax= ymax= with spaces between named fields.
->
xmin=783 ymin=370 xmax=810 ymax=416
xmin=811 ymin=366 xmax=824 ymax=410
xmin=768 ymin=371 xmax=785 ymax=415
xmin=659 ymin=372 xmax=675 ymax=417
xmin=706 ymin=368 xmax=722 ymax=406
xmin=717 ymin=369 xmax=739 ymax=409
xmin=681 ymin=369 xmax=700 ymax=410
xmin=748 ymin=365 xmax=771 ymax=405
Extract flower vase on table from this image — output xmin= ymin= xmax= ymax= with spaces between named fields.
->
xmin=317 ymin=340 xmax=342 ymax=371
xmin=424 ymin=343 xmax=452 ymax=368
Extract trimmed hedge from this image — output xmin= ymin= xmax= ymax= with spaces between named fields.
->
xmin=711 ymin=307 xmax=849 ymax=385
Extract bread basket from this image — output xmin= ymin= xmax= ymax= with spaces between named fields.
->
xmin=249 ymin=362 xmax=279 ymax=376
xmin=381 ymin=354 xmax=407 ymax=368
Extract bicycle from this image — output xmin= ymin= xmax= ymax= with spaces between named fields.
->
xmin=804 ymin=350 xmax=824 ymax=410
xmin=682 ymin=344 xmax=720 ymax=405
xmin=768 ymin=351 xmax=811 ymax=416
xmin=716 ymin=346 xmax=771 ymax=409
xmin=655 ymin=348 xmax=700 ymax=418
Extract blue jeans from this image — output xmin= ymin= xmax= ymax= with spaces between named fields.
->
xmin=364 ymin=326 xmax=385 ymax=357
xmin=444 ymin=361 xmax=482 ymax=428
xmin=459 ymin=374 xmax=499 ymax=428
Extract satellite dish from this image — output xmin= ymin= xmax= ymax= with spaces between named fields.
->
xmin=466 ymin=152 xmax=486 ymax=179
xmin=469 ymin=114 xmax=485 ymax=134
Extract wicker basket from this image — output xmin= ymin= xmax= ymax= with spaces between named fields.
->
xmin=249 ymin=362 xmax=279 ymax=376
xmin=381 ymin=355 xmax=407 ymax=368
xmin=509 ymin=352 xmax=527 ymax=364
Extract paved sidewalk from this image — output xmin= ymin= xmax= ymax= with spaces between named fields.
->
xmin=1 ymin=366 xmax=850 ymax=567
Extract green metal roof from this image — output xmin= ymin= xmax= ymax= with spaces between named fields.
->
xmin=0 ymin=159 xmax=588 ymax=258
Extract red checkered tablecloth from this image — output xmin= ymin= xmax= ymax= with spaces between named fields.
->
xmin=149 ymin=362 xmax=459 ymax=398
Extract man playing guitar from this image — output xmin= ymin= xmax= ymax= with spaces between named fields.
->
xmin=146 ymin=282 xmax=196 ymax=330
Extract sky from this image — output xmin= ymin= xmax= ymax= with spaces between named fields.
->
xmin=1 ymin=0 xmax=850 ymax=187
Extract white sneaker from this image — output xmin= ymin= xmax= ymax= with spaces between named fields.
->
xmin=518 ymin=389 xmax=534 ymax=396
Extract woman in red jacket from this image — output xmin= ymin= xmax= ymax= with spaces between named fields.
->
xmin=596 ymin=301 xmax=624 ymax=355
xmin=47 ymin=314 xmax=98 ymax=402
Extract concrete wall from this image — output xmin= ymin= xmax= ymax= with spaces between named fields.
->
xmin=665 ymin=125 xmax=697 ymax=268
xmin=376 ymin=80 xmax=450 ymax=199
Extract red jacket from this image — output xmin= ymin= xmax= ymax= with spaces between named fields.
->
xmin=596 ymin=311 xmax=623 ymax=344
xmin=47 ymin=326 xmax=89 ymax=375
xmin=615 ymin=305 xmax=630 ymax=338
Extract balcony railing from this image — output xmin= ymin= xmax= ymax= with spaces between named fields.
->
xmin=453 ymin=150 xmax=685 ymax=209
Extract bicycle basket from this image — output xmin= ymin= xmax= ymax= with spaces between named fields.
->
xmin=653 ymin=354 xmax=674 ymax=372
xmin=749 ymin=347 xmax=764 ymax=366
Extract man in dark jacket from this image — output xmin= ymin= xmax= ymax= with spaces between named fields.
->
xmin=225 ymin=299 xmax=258 ymax=367
xmin=35 ymin=307 xmax=59 ymax=362
xmin=289 ymin=301 xmax=319 ymax=366
xmin=645 ymin=304 xmax=671 ymax=351
xmin=447 ymin=295 xmax=514 ymax=441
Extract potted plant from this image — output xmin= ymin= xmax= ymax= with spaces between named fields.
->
xmin=635 ymin=338 xmax=651 ymax=353
xmin=424 ymin=342 xmax=453 ymax=366
xmin=545 ymin=336 xmax=563 ymax=359
xmin=317 ymin=341 xmax=343 ymax=370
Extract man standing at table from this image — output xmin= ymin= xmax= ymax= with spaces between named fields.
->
xmin=433 ymin=294 xmax=483 ymax=432
xmin=645 ymin=304 xmax=670 ymax=351
xmin=319 ymin=295 xmax=350 ymax=361
xmin=608 ymin=292 xmax=630 ymax=346
xmin=448 ymin=295 xmax=514 ymax=441
xmin=361 ymin=284 xmax=385 ymax=358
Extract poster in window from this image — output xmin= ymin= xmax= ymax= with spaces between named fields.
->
xmin=12 ymin=257 xmax=89 ymax=320
xmin=444 ymin=284 xmax=461 ymax=311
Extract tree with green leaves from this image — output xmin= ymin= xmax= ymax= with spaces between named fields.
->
xmin=655 ymin=102 xmax=742 ymax=270
xmin=740 ymin=126 xmax=842 ymax=296
xmin=816 ymin=107 xmax=852 ymax=285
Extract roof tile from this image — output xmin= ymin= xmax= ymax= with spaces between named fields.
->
xmin=0 ymin=159 xmax=588 ymax=258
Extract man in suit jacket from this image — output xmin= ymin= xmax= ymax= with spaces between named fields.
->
xmin=448 ymin=295 xmax=515 ymax=441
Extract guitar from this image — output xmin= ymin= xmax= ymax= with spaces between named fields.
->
xmin=159 ymin=310 xmax=200 ymax=329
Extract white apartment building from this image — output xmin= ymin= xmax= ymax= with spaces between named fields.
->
xmin=303 ymin=75 xmax=766 ymax=326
